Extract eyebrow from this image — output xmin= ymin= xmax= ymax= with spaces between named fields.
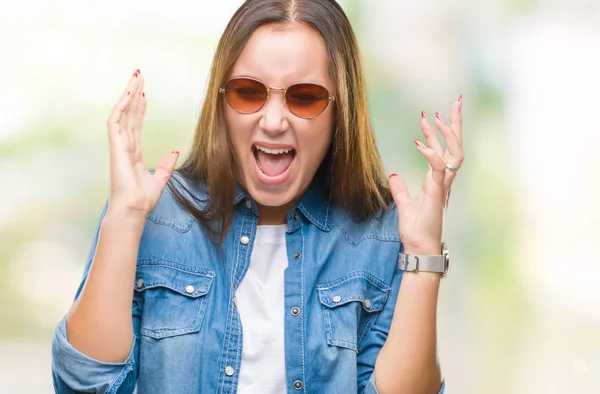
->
xmin=227 ymin=75 xmax=331 ymax=89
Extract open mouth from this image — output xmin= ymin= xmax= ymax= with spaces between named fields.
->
xmin=253 ymin=145 xmax=297 ymax=177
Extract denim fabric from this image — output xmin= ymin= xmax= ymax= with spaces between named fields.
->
xmin=51 ymin=173 xmax=445 ymax=394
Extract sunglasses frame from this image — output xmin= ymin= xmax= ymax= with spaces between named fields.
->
xmin=219 ymin=77 xmax=336 ymax=119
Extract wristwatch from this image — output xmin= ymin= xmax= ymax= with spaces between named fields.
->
xmin=397 ymin=242 xmax=450 ymax=277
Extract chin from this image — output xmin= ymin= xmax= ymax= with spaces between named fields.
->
xmin=246 ymin=181 xmax=298 ymax=208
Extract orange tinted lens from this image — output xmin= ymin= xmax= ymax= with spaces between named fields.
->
xmin=225 ymin=78 xmax=267 ymax=113
xmin=285 ymin=83 xmax=330 ymax=118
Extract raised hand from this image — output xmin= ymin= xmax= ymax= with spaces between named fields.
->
xmin=389 ymin=96 xmax=464 ymax=254
xmin=106 ymin=70 xmax=180 ymax=217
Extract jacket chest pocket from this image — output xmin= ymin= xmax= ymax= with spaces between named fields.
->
xmin=134 ymin=264 xmax=215 ymax=339
xmin=317 ymin=273 xmax=390 ymax=352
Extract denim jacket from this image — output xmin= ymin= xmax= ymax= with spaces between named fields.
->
xmin=51 ymin=173 xmax=445 ymax=394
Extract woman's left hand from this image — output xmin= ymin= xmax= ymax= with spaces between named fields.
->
xmin=389 ymin=95 xmax=464 ymax=254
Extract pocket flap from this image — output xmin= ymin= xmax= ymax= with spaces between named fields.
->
xmin=134 ymin=264 xmax=215 ymax=298
xmin=317 ymin=273 xmax=390 ymax=312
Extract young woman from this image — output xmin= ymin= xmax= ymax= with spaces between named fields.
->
xmin=51 ymin=1 xmax=463 ymax=393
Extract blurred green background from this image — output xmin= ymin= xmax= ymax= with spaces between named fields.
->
xmin=1 ymin=0 xmax=599 ymax=392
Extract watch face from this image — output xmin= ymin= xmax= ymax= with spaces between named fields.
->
xmin=441 ymin=242 xmax=450 ymax=276
xmin=441 ymin=242 xmax=449 ymax=256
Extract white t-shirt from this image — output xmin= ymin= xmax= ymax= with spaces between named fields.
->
xmin=236 ymin=224 xmax=288 ymax=394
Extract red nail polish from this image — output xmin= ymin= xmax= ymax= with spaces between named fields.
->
xmin=136 ymin=69 xmax=140 ymax=74
xmin=388 ymin=173 xmax=397 ymax=179
xmin=142 ymin=92 xmax=145 ymax=98
xmin=134 ymin=73 xmax=138 ymax=77
xmin=421 ymin=111 xmax=426 ymax=119
xmin=458 ymin=94 xmax=463 ymax=102
xmin=172 ymin=151 xmax=180 ymax=155
xmin=127 ymin=91 xmax=130 ymax=95
xmin=414 ymin=139 xmax=422 ymax=148
xmin=435 ymin=112 xmax=440 ymax=120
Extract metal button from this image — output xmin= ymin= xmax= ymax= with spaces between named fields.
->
xmin=294 ymin=252 xmax=301 ymax=260
xmin=293 ymin=380 xmax=303 ymax=390
xmin=240 ymin=236 xmax=250 ymax=245
xmin=225 ymin=366 xmax=235 ymax=376
xmin=185 ymin=285 xmax=195 ymax=294
xmin=292 ymin=212 xmax=299 ymax=221
xmin=332 ymin=295 xmax=342 ymax=303
xmin=364 ymin=299 xmax=372 ymax=309
xmin=291 ymin=307 xmax=300 ymax=316
xmin=245 ymin=200 xmax=252 ymax=209
xmin=136 ymin=278 xmax=144 ymax=288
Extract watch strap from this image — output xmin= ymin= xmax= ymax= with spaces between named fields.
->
xmin=398 ymin=253 xmax=448 ymax=276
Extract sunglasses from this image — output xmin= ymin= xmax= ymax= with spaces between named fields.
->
xmin=219 ymin=77 xmax=335 ymax=119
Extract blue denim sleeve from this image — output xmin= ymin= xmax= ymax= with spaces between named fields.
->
xmin=52 ymin=316 xmax=139 ymax=393
xmin=51 ymin=202 xmax=140 ymax=393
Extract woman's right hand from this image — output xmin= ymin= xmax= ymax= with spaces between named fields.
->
xmin=106 ymin=70 xmax=180 ymax=217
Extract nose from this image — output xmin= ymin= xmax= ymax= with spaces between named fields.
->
xmin=259 ymin=88 xmax=289 ymax=135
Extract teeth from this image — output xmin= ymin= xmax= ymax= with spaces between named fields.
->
xmin=255 ymin=145 xmax=292 ymax=155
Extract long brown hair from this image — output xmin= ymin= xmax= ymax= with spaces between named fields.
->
xmin=168 ymin=0 xmax=393 ymax=243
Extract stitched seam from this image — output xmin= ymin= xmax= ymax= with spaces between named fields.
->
xmin=136 ymin=261 xmax=216 ymax=275
xmin=298 ymin=201 xmax=329 ymax=231
xmin=300 ymin=205 xmax=324 ymax=229
xmin=328 ymin=223 xmax=401 ymax=245
xmin=141 ymin=322 xmax=198 ymax=334
xmin=318 ymin=297 xmax=385 ymax=312
xmin=324 ymin=308 xmax=333 ymax=345
xmin=147 ymin=214 xmax=193 ymax=233
xmin=300 ymin=225 xmax=306 ymax=393
xmin=232 ymin=211 xmax=251 ymax=394
xmin=135 ymin=287 xmax=203 ymax=298
xmin=106 ymin=342 xmax=136 ymax=393
xmin=357 ymin=315 xmax=377 ymax=351
xmin=316 ymin=272 xmax=390 ymax=292
xmin=140 ymin=327 xmax=200 ymax=338
xmin=330 ymin=338 xmax=358 ymax=351
xmin=220 ymin=211 xmax=246 ymax=394
xmin=134 ymin=282 xmax=211 ymax=297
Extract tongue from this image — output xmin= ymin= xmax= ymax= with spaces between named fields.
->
xmin=256 ymin=150 xmax=294 ymax=177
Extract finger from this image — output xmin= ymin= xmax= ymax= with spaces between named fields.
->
xmin=434 ymin=112 xmax=464 ymax=167
xmin=126 ymin=74 xmax=145 ymax=147
xmin=131 ymin=92 xmax=147 ymax=164
xmin=128 ymin=71 xmax=145 ymax=147
xmin=153 ymin=151 xmax=181 ymax=188
xmin=107 ymin=70 xmax=142 ymax=130
xmin=135 ymin=92 xmax=147 ymax=146
xmin=414 ymin=139 xmax=445 ymax=185
xmin=449 ymin=94 xmax=462 ymax=144
xmin=388 ymin=173 xmax=411 ymax=212
xmin=420 ymin=111 xmax=444 ymax=157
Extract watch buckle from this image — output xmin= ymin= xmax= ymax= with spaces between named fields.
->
xmin=398 ymin=253 xmax=419 ymax=272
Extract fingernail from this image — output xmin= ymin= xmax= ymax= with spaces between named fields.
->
xmin=136 ymin=69 xmax=141 ymax=74
xmin=142 ymin=92 xmax=145 ymax=98
xmin=435 ymin=112 xmax=441 ymax=120
xmin=388 ymin=173 xmax=397 ymax=179
xmin=127 ymin=91 xmax=130 ymax=95
xmin=172 ymin=151 xmax=180 ymax=155
xmin=414 ymin=139 xmax=426 ymax=149
xmin=134 ymin=72 xmax=138 ymax=78
xmin=421 ymin=111 xmax=426 ymax=119
xmin=458 ymin=94 xmax=463 ymax=102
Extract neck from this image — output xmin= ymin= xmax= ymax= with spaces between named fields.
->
xmin=257 ymin=202 xmax=293 ymax=225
